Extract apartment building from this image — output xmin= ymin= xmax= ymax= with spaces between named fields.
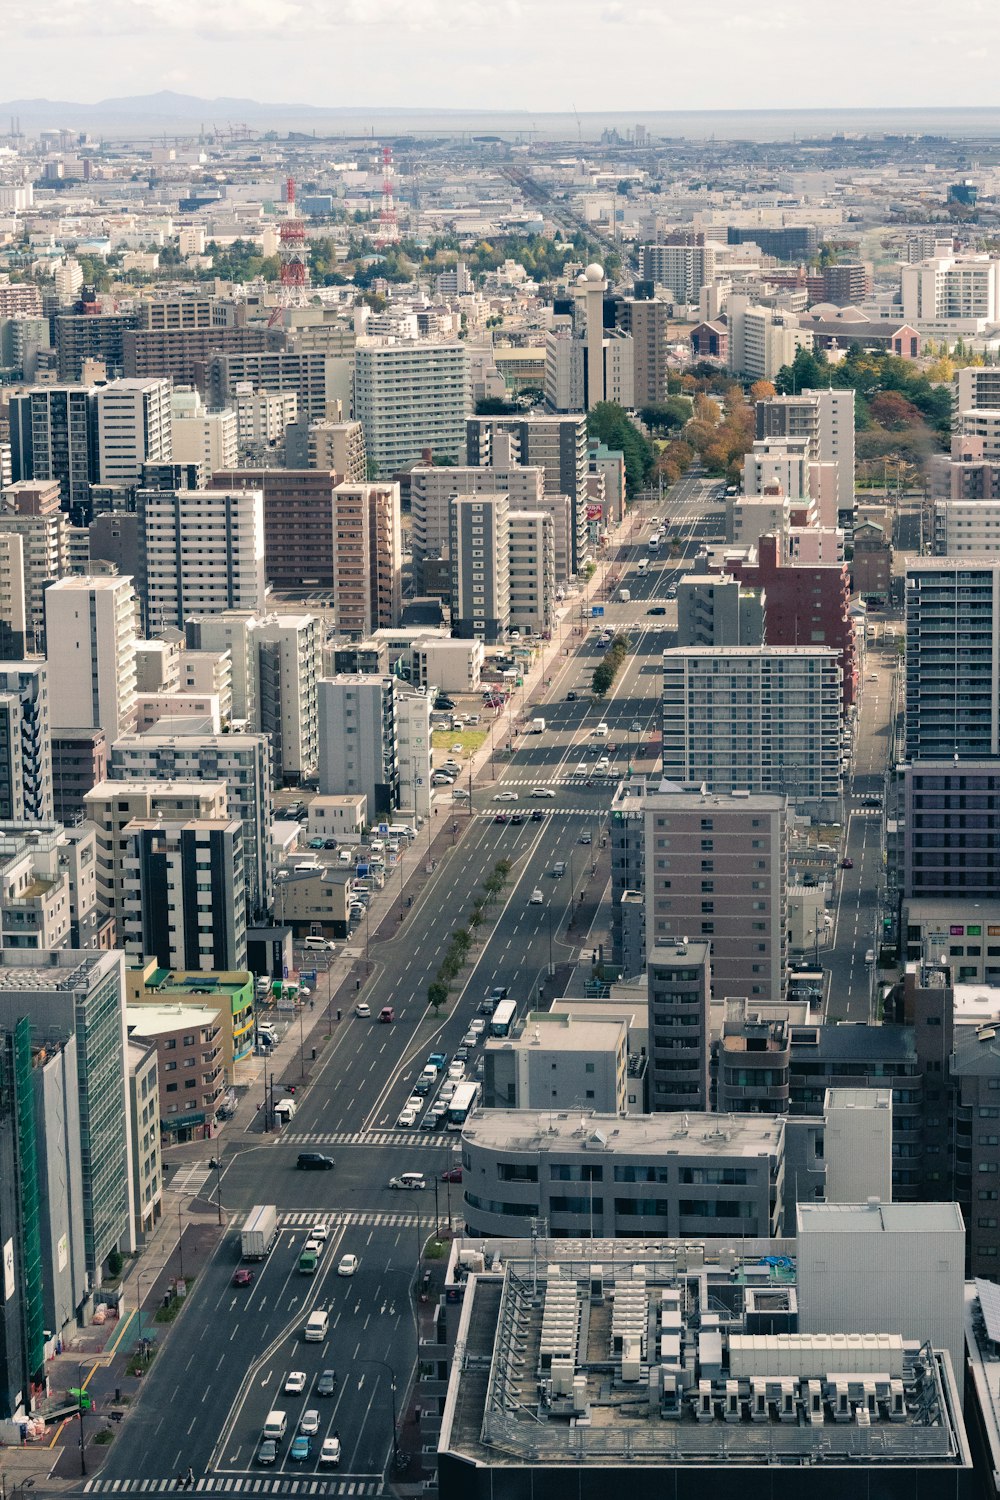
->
xmin=467 ymin=414 xmax=589 ymax=573
xmin=8 ymin=386 xmax=96 ymax=522
xmin=0 ymin=663 xmax=52 ymax=823
xmin=317 ymin=675 xmax=398 ymax=819
xmin=661 ymin=646 xmax=842 ymax=818
xmin=905 ymin=558 xmax=1000 ymax=761
xmin=0 ymin=820 xmax=100 ymax=951
xmin=254 ymin=614 xmax=320 ymax=784
xmin=233 ymin=386 xmax=298 ymax=457
xmin=54 ymin=309 xmax=139 ymax=381
xmin=449 ymin=492 xmax=511 ymax=643
xmin=185 ymin=611 xmax=259 ymax=724
xmin=677 ymin=573 xmax=764 ymax=647
xmin=108 ymin=731 xmax=274 ymax=921
xmin=727 ymin=297 xmax=812 ymax=383
xmin=44 ymin=574 xmax=138 ymax=742
xmin=507 ymin=509 xmax=554 ymax=637
xmin=646 ymin=938 xmax=712 ymax=1112
xmin=121 ymin=816 xmax=247 ymax=971
xmin=122 ymin=322 xmax=285 ymax=386
xmin=330 ymin=482 xmax=402 ymax=639
xmin=307 ymin=418 xmax=366 ymax=481
xmin=93 ymin=378 xmax=172 ymax=484
xmin=209 ymin=468 xmax=338 ymax=592
xmin=638 ymin=243 xmax=718 ymax=302
xmin=755 ymin=388 xmax=855 ymax=510
xmin=125 ymin=1001 xmax=224 ymax=1143
xmin=901 ymin=253 xmax=1000 ymax=332
xmin=169 ymin=388 xmax=238 ymax=472
xmin=933 ymin=499 xmax=1000 ymax=554
xmin=207 ymin=349 xmax=337 ymax=425
xmin=0 ymin=481 xmax=67 ymax=648
xmin=483 ymin=1012 xmax=629 ymax=1114
xmin=395 ymin=687 xmax=432 ymax=820
xmin=409 ymin=462 xmax=547 ymax=591
xmin=137 ymin=485 xmax=266 ymax=630
xmin=51 ymin=727 xmax=107 ymax=824
xmin=353 ymin=342 xmax=470 ymax=477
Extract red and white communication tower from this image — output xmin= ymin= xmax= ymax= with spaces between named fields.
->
xmin=278 ymin=175 xmax=309 ymax=305
xmin=375 ymin=146 xmax=400 ymax=247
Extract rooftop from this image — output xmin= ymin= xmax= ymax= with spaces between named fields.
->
xmin=462 ymin=1109 xmax=784 ymax=1160
xmin=125 ymin=1002 xmax=221 ymax=1036
xmin=798 ymin=1201 xmax=965 ymax=1236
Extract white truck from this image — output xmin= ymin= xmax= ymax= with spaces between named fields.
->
xmin=618 ymin=588 xmax=631 ymax=603
xmin=530 ymin=717 xmax=546 ymax=733
xmin=241 ymin=1203 xmax=278 ymax=1260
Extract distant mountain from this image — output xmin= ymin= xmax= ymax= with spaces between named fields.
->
xmin=0 ymin=90 xmax=331 ymax=130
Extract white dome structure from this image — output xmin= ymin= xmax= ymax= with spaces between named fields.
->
xmin=584 ymin=262 xmax=605 ymax=282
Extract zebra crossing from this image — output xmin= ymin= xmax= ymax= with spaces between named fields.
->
xmin=278 ymin=1209 xmax=423 ymax=1230
xmin=83 ymin=1478 xmax=382 ymax=1496
xmin=281 ymin=1130 xmax=456 ymax=1150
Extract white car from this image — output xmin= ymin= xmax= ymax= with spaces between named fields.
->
xmin=405 ymin=1093 xmax=424 ymax=1113
xmin=355 ymin=1002 xmax=371 ymax=1018
xmin=284 ymin=1371 xmax=307 ymax=1395
xmin=319 ymin=1435 xmax=342 ymax=1467
xmin=337 ymin=1253 xmax=359 ymax=1277
xmin=447 ymin=1061 xmax=465 ymax=1081
xmin=397 ymin=1107 xmax=418 ymax=1128
xmin=469 ymin=1019 xmax=486 ymax=1037
xmin=311 ymin=1223 xmax=330 ymax=1242
xmin=493 ymin=791 xmax=519 ymax=802
xmin=299 ymin=1409 xmax=321 ymax=1437
xmin=575 ymin=762 xmax=588 ymax=775
xmin=529 ymin=888 xmax=544 ymax=905
xmin=530 ymin=787 xmax=556 ymax=798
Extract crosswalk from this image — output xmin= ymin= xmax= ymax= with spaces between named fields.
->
xmin=168 ymin=1163 xmax=214 ymax=1195
xmin=477 ymin=806 xmax=604 ymax=819
xmin=83 ymin=1479 xmax=382 ymax=1496
xmin=278 ymin=1209 xmax=423 ymax=1230
xmin=281 ymin=1130 xmax=457 ymax=1150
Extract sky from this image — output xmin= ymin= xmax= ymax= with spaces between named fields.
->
xmin=2 ymin=0 xmax=1000 ymax=112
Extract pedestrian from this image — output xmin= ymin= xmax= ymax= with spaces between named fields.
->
xmin=355 ymin=977 xmax=361 ymax=992
xmin=186 ymin=1466 xmax=194 ymax=1488
xmin=175 ymin=1475 xmax=184 ymax=1489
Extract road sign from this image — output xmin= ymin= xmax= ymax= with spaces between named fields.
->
xmin=591 ymin=606 xmax=605 ymax=617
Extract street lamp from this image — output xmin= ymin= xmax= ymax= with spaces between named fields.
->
xmin=359 ymin=1358 xmax=398 ymax=1473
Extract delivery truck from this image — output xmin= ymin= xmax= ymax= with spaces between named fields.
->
xmin=530 ymin=717 xmax=546 ymax=733
xmin=241 ymin=1203 xmax=278 ymax=1260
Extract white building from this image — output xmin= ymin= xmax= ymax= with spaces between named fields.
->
xmin=395 ymin=688 xmax=432 ymax=819
xmin=169 ymin=388 xmax=238 ymax=472
xmin=508 ymin=509 xmax=554 ymax=637
xmin=727 ymin=296 xmax=812 ymax=382
xmin=901 ymin=253 xmax=1000 ymax=334
xmin=933 ymin=499 xmax=1000 ymax=554
xmin=410 ymin=462 xmax=547 ymax=591
xmin=94 ymin=378 xmax=172 ymax=485
xmin=44 ymin=574 xmax=138 ymax=741
xmin=254 ymin=614 xmax=319 ymax=784
xmin=661 ymin=645 xmax=842 ymax=818
xmin=138 ymin=486 xmax=266 ymax=631
xmin=233 ymin=385 xmax=298 ymax=454
xmin=317 ymin=674 xmax=397 ymax=820
xmin=449 ymin=492 xmax=510 ymax=644
xmin=353 ymin=342 xmax=470 ymax=478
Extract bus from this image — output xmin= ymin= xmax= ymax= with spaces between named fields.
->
xmin=637 ymin=559 xmax=649 ymax=577
xmin=490 ymin=999 xmax=517 ymax=1038
xmin=447 ymin=1081 xmax=481 ymax=1130
xmin=647 ymin=535 xmax=661 ymax=554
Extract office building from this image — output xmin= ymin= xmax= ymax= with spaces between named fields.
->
xmin=0 ymin=948 xmax=133 ymax=1280
xmin=0 ymin=663 xmax=53 ymax=823
xmin=484 ymin=1012 xmax=629 ymax=1114
xmin=331 ymin=482 xmax=402 ymax=638
xmin=317 ymin=675 xmax=398 ymax=819
xmin=507 ymin=509 xmax=554 ymax=637
xmin=54 ymin=309 xmax=139 ymax=381
xmin=727 ymin=298 xmax=812 ymax=383
xmin=450 ymin=493 xmax=511 ymax=643
xmin=905 ymin=558 xmax=1000 ymax=761
xmin=93 ymin=378 xmax=172 ymax=485
xmin=8 ymin=386 xmax=96 ymax=522
xmin=108 ymin=730 xmax=274 ymax=921
xmin=137 ymin=485 xmax=266 ymax=630
xmin=662 ymin=646 xmax=842 ymax=818
xmin=467 ymin=414 xmax=589 ymax=573
xmin=307 ymin=418 xmax=367 ymax=481
xmin=209 ymin=468 xmax=338 ymax=592
xmin=44 ymin=574 xmax=138 ymax=742
xmin=254 ymin=613 xmax=320 ymax=784
xmin=121 ymin=816 xmax=247 ymax=971
xmin=169 ymin=388 xmax=238 ymax=472
xmin=83 ymin=778 xmax=229 ymax=938
xmin=354 ymin=342 xmax=470 ymax=477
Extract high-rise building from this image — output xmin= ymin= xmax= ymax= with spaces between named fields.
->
xmin=615 ymin=296 xmax=672 ymax=406
xmin=901 ymin=253 xmax=1000 ymax=331
xmin=51 ymin=727 xmax=107 ymax=824
xmin=0 ymin=480 xmax=69 ymax=651
xmin=662 ymin=645 xmax=842 ymax=817
xmin=233 ymin=386 xmax=298 ymax=459
xmin=676 ymin=573 xmax=765 ymax=647
xmin=0 ymin=663 xmax=53 ymax=823
xmin=902 ymin=761 xmax=1000 ymax=904
xmin=0 ymin=948 xmax=133 ymax=1280
xmin=44 ymin=574 xmax=138 ymax=742
xmin=207 ymin=348 xmax=340 ymax=425
xmin=54 ymin=309 xmax=140 ymax=381
xmin=254 ymin=614 xmax=320 ymax=784
xmin=122 ymin=321 xmax=285 ymax=386
xmin=8 ymin=386 xmax=96 ymax=522
xmin=638 ymin=243 xmax=718 ymax=302
xmin=208 ymin=468 xmax=339 ymax=592
xmin=185 ymin=611 xmax=259 ymax=725
xmin=169 ymin=388 xmax=238 ymax=473
xmin=727 ymin=297 xmax=812 ymax=384
xmin=331 ymin=482 xmax=402 ymax=639
xmin=0 ymin=532 xmax=26 ymax=658
xmin=466 ymin=414 xmax=589 ymax=573
xmin=647 ymin=938 xmax=712 ymax=1112
xmin=108 ymin=731 xmax=274 ymax=920
xmin=395 ymin=687 xmax=432 ymax=820
xmin=93 ymin=378 xmax=172 ymax=485
xmin=755 ymin=388 xmax=855 ymax=511
xmin=121 ymin=816 xmax=247 ymax=971
xmin=353 ymin=342 xmax=470 ymax=476
xmin=317 ymin=675 xmax=398 ymax=819
xmin=905 ymin=557 xmax=1000 ymax=761
xmin=450 ymin=493 xmax=511 ymax=643
xmin=308 ymin=419 xmax=367 ymax=481
xmin=410 ymin=462 xmax=547 ymax=592
xmin=137 ymin=486 xmax=266 ymax=630
xmin=508 ymin=509 xmax=554 ymax=637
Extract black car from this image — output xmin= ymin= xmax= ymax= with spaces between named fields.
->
xmin=324 ymin=838 xmax=337 ymax=849
xmin=316 ymin=1369 xmax=337 ymax=1396
xmin=297 ymin=1152 xmax=335 ymax=1171
xmin=510 ymin=813 xmax=525 ymax=825
xmin=530 ymin=810 xmax=545 ymax=822
xmin=566 ymin=690 xmax=577 ymax=701
xmin=434 ymin=696 xmax=455 ymax=710
xmin=647 ymin=606 xmax=666 ymax=616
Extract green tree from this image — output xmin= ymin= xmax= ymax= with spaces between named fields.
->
xmin=592 ymin=661 xmax=615 ymax=698
xmin=427 ymin=982 xmax=449 ymax=1014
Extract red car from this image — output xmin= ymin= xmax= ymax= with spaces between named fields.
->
xmin=441 ymin=1167 xmax=463 ymax=1183
xmin=840 ymin=857 xmax=854 ymax=870
xmin=233 ymin=1268 xmax=254 ymax=1287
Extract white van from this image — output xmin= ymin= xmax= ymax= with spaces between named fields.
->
xmin=304 ymin=1309 xmax=329 ymax=1342
xmin=594 ymin=722 xmax=609 ymax=737
xmin=263 ymin=1410 xmax=287 ymax=1441
xmin=389 ymin=824 xmax=415 ymax=840
xmin=304 ymin=934 xmax=335 ymax=951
